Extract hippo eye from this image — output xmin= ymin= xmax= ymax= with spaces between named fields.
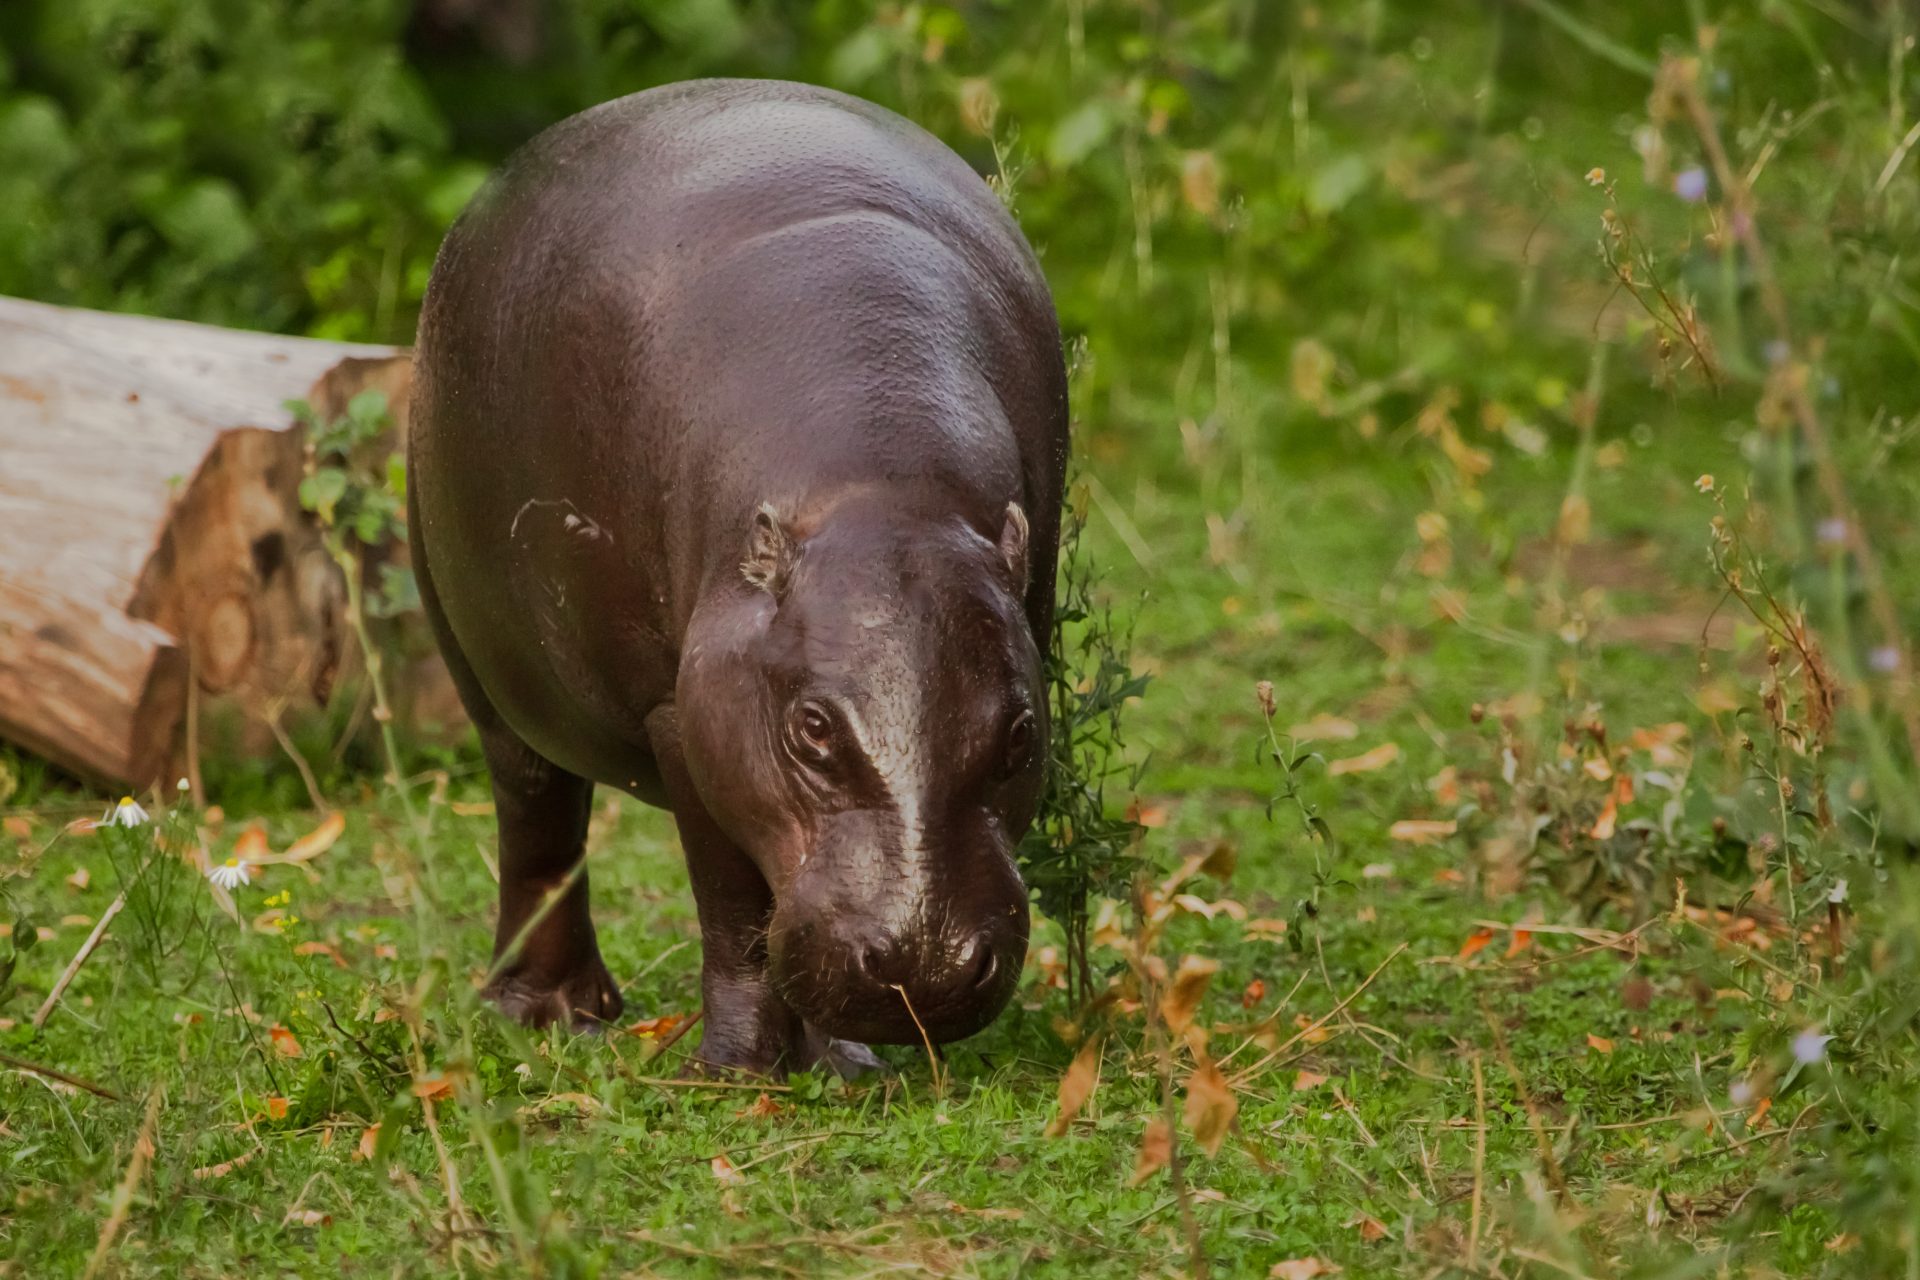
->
xmin=1003 ymin=709 xmax=1037 ymax=776
xmin=789 ymin=700 xmax=835 ymax=765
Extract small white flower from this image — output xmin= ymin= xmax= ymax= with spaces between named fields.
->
xmin=206 ymin=858 xmax=252 ymax=891
xmin=1729 ymin=1078 xmax=1755 ymax=1106
xmin=1870 ymin=646 xmax=1901 ymax=675
xmin=176 ymin=777 xmax=191 ymax=793
xmin=104 ymin=796 xmax=149 ymax=828
xmin=514 ymin=1063 xmax=533 ymax=1081
xmin=1816 ymin=518 xmax=1848 ymax=546
xmin=1828 ymin=879 xmax=1849 ymax=905
xmin=1792 ymin=1028 xmax=1832 ymax=1065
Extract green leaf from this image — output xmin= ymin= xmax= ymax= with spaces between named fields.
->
xmin=300 ymin=468 xmax=349 ymax=522
xmin=1048 ymin=102 xmax=1114 ymax=170
xmin=1306 ymin=154 xmax=1372 ymax=216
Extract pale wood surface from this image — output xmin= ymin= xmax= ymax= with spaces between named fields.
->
xmin=0 ymin=295 xmax=414 ymax=785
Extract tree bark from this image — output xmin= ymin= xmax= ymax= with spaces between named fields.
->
xmin=0 ymin=295 xmax=418 ymax=787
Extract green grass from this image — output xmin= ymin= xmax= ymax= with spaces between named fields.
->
xmin=3 ymin=416 xmax=1910 ymax=1277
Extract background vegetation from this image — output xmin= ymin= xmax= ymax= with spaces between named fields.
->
xmin=4 ymin=1 xmax=1920 ymax=1276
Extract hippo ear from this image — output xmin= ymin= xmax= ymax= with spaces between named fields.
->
xmin=742 ymin=503 xmax=794 ymax=597
xmin=998 ymin=502 xmax=1030 ymax=593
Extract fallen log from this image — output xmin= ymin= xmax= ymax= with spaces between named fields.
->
xmin=0 ymin=295 xmax=426 ymax=787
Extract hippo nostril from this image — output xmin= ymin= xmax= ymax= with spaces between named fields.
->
xmin=968 ymin=943 xmax=998 ymax=991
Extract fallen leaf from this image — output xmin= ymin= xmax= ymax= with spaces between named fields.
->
xmin=1329 ymin=743 xmax=1401 ymax=776
xmin=1245 ymin=918 xmax=1290 ymax=941
xmin=1746 ymin=1096 xmax=1773 ymax=1130
xmin=1197 ymin=839 xmax=1237 ymax=880
xmin=66 ymin=867 xmax=90 ymax=891
xmin=1490 ymin=691 xmax=1545 ymax=719
xmin=1044 ymin=1034 xmax=1105 ymax=1137
xmin=1128 ymin=1116 xmax=1172 ymax=1187
xmin=1629 ymin=722 xmax=1690 ymax=766
xmin=279 ymin=811 xmax=346 ymax=863
xmin=1361 ymin=862 xmax=1394 ymax=879
xmin=265 ymin=1096 xmax=289 ymax=1120
xmin=191 ymin=1148 xmax=259 ymax=1181
xmin=2 ymin=816 xmax=31 ymax=840
xmin=449 ymin=801 xmax=496 ymax=817
xmin=355 ymin=1125 xmax=380 ymax=1161
xmin=1426 ymin=766 xmax=1460 ymax=805
xmin=234 ymin=826 xmax=272 ymax=863
xmin=1127 ymin=798 xmax=1171 ymax=828
xmin=1505 ymin=928 xmax=1533 ymax=958
xmin=293 ymin=940 xmax=348 ymax=968
xmin=1292 ymin=1013 xmax=1332 ymax=1045
xmin=282 ymin=1209 xmax=331 ymax=1228
xmin=735 ymin=1092 xmax=784 ymax=1120
xmin=625 ymin=1014 xmax=690 ymax=1039
xmin=1161 ymin=955 xmax=1220 ymax=1035
xmin=1289 ymin=713 xmax=1358 ymax=743
xmin=1241 ymin=979 xmax=1266 ymax=1009
xmin=1183 ymin=1055 xmax=1238 ymax=1156
xmin=1346 ymin=1212 xmax=1389 ymax=1242
xmin=1457 ymin=929 xmax=1495 ymax=960
xmin=1826 ymin=1233 xmax=1861 ymax=1253
xmin=1391 ymin=819 xmax=1458 ymax=845
xmin=1589 ymin=793 xmax=1619 ymax=840
xmin=269 ymin=1025 xmax=303 ymax=1057
xmin=1271 ymin=1260 xmax=1341 ymax=1279
xmin=709 ymin=1153 xmax=745 ymax=1185
xmin=1582 ymin=756 xmax=1613 ymax=781
xmin=1293 ymin=1069 xmax=1328 ymax=1092
xmin=1586 ymin=1033 xmax=1614 ymax=1055
xmin=412 ymin=1072 xmax=461 ymax=1102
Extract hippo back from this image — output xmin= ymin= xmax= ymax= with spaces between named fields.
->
xmin=410 ymin=79 xmax=1067 ymax=784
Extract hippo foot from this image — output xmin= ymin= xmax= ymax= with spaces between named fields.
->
xmin=484 ymin=959 xmax=625 ymax=1031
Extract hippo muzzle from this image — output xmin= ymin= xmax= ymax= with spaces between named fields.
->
xmin=765 ymin=810 xmax=1030 ymax=1045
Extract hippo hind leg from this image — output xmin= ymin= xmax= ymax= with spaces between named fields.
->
xmin=475 ymin=734 xmax=624 ymax=1030
xmin=414 ymin=532 xmax=623 ymax=1031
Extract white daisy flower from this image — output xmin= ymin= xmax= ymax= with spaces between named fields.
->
xmin=206 ymin=858 xmax=252 ymax=891
xmin=1792 ymin=1028 xmax=1832 ymax=1065
xmin=104 ymin=796 xmax=150 ymax=828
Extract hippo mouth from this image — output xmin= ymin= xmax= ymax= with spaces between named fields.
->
xmin=766 ymin=905 xmax=1029 ymax=1046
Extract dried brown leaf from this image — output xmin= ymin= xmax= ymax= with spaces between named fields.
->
xmin=1328 ymin=743 xmax=1400 ymax=776
xmin=1044 ymin=1034 xmax=1105 ymax=1138
xmin=1128 ymin=1116 xmax=1172 ymax=1187
xmin=1161 ymin=955 xmax=1220 ymax=1035
xmin=1183 ymin=1055 xmax=1238 ymax=1156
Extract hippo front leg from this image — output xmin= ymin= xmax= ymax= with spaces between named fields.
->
xmin=645 ymin=707 xmax=879 ymax=1078
xmin=644 ymin=706 xmax=799 ymax=1073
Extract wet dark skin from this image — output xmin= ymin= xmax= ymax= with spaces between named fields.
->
xmin=409 ymin=80 xmax=1068 ymax=1076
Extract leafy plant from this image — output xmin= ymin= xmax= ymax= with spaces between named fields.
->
xmin=1019 ymin=486 xmax=1151 ymax=1005
xmin=292 ymin=390 xmax=417 ymax=806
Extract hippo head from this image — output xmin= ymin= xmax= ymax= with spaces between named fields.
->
xmin=675 ymin=493 xmax=1043 ymax=1045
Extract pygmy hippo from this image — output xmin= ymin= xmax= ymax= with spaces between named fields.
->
xmin=408 ymin=79 xmax=1068 ymax=1076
